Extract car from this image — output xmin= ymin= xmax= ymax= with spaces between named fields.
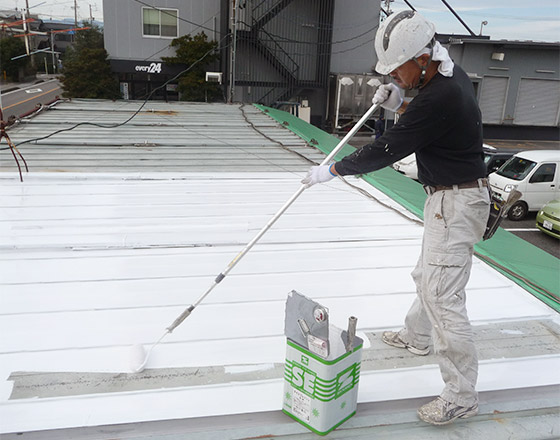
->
xmin=391 ymin=144 xmax=510 ymax=181
xmin=484 ymin=150 xmax=515 ymax=174
xmin=489 ymin=150 xmax=560 ymax=221
xmin=536 ymin=199 xmax=560 ymax=239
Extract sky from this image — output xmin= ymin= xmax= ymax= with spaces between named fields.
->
xmin=0 ymin=0 xmax=558 ymax=42
xmin=388 ymin=0 xmax=560 ymax=42
xmin=0 ymin=0 xmax=103 ymax=23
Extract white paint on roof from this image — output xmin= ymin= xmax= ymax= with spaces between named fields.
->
xmin=0 ymin=101 xmax=558 ymax=434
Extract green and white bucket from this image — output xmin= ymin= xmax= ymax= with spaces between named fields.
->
xmin=282 ymin=291 xmax=363 ymax=436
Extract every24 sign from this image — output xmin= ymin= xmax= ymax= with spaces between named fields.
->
xmin=135 ymin=62 xmax=162 ymax=74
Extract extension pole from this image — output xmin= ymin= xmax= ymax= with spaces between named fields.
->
xmin=166 ymin=101 xmax=381 ymax=333
xmin=130 ymin=102 xmax=381 ymax=372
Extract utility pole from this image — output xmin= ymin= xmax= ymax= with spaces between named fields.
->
xmin=23 ymin=0 xmax=31 ymax=55
xmin=50 ymin=30 xmax=56 ymax=73
xmin=22 ymin=7 xmax=30 ymax=56
xmin=89 ymin=4 xmax=93 ymax=22
xmin=23 ymin=0 xmax=36 ymax=68
xmin=74 ymin=0 xmax=78 ymax=28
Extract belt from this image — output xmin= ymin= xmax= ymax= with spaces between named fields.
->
xmin=423 ymin=178 xmax=488 ymax=195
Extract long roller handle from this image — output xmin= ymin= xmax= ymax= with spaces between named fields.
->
xmin=166 ymin=102 xmax=381 ymax=333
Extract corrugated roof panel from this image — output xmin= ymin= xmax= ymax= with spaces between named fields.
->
xmin=0 ymin=101 xmax=558 ymax=437
xmin=4 ymin=101 xmax=323 ymax=172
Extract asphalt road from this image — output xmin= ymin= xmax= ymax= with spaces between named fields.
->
xmin=0 ymin=79 xmax=62 ymax=119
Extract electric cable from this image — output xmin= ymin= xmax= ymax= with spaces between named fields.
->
xmin=133 ymin=39 xmax=231 ymax=102
xmin=5 ymin=33 xmax=231 ymax=150
xmin=246 ymin=111 xmax=559 ymax=306
xmin=238 ymin=105 xmax=422 ymax=226
xmin=135 ymin=0 xmax=376 ymax=47
xmin=249 ymin=23 xmax=379 ymax=46
xmin=236 ymin=31 xmax=377 ymax=57
xmin=142 ymin=43 xmax=172 ymax=61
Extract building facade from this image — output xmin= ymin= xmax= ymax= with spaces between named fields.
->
xmin=102 ymin=0 xmax=379 ymax=127
xmin=448 ymin=39 xmax=560 ymax=140
xmin=103 ymin=3 xmax=559 ymax=138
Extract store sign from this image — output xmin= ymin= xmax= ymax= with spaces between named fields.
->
xmin=110 ymin=59 xmax=186 ymax=76
xmin=135 ymin=62 xmax=163 ymax=74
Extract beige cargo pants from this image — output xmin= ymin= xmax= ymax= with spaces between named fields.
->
xmin=399 ymin=181 xmax=490 ymax=407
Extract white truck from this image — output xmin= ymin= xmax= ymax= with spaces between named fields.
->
xmin=488 ymin=150 xmax=560 ymax=220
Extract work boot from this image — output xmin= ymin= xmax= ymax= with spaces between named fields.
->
xmin=381 ymin=331 xmax=429 ymax=356
xmin=417 ymin=397 xmax=479 ymax=425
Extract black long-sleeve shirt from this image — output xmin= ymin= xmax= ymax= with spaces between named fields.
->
xmin=334 ymin=65 xmax=487 ymax=187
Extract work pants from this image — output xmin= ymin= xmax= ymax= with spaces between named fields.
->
xmin=399 ymin=183 xmax=490 ymax=407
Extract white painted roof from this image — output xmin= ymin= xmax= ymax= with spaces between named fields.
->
xmin=0 ymin=100 xmax=558 ymax=435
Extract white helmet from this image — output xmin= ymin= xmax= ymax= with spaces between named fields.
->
xmin=375 ymin=11 xmax=436 ymax=75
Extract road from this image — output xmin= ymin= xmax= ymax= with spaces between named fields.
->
xmin=0 ymin=79 xmax=62 ymax=119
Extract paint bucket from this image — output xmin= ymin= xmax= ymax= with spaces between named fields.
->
xmin=282 ymin=291 xmax=363 ymax=436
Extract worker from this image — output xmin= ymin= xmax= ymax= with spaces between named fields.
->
xmin=302 ymin=11 xmax=489 ymax=426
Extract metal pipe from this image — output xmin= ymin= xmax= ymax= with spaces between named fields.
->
xmin=346 ymin=316 xmax=357 ymax=351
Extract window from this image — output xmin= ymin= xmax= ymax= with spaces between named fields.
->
xmin=142 ymin=7 xmax=178 ymax=38
xmin=497 ymin=157 xmax=537 ymax=181
xmin=529 ymin=163 xmax=556 ymax=183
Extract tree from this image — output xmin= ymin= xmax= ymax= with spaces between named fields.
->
xmin=0 ymin=37 xmax=31 ymax=81
xmin=162 ymin=32 xmax=222 ymax=102
xmin=60 ymin=23 xmax=120 ymax=99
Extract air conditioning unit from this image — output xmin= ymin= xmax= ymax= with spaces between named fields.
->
xmin=205 ymin=72 xmax=223 ymax=84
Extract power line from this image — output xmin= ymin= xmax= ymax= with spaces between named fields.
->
xmin=6 ymin=33 xmax=230 ymax=149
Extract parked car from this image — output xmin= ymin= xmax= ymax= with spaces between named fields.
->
xmin=391 ymin=144 xmax=510 ymax=181
xmin=489 ymin=150 xmax=560 ymax=221
xmin=536 ymin=199 xmax=560 ymax=239
xmin=484 ymin=150 xmax=515 ymax=174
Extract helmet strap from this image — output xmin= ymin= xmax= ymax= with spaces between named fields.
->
xmin=411 ymin=39 xmax=435 ymax=89
xmin=412 ymin=56 xmax=432 ymax=89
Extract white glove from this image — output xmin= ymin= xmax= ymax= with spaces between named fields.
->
xmin=373 ymin=83 xmax=403 ymax=112
xmin=301 ymin=165 xmax=336 ymax=188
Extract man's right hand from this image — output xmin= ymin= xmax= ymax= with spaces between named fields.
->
xmin=301 ymin=165 xmax=336 ymax=188
xmin=373 ymin=83 xmax=403 ymax=112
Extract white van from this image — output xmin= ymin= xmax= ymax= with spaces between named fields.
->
xmin=489 ymin=150 xmax=560 ymax=220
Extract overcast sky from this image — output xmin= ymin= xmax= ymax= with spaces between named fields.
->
xmin=1 ymin=0 xmax=103 ymax=22
xmin=0 ymin=0 xmax=558 ymax=42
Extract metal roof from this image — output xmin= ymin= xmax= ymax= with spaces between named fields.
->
xmin=0 ymin=100 xmax=558 ymax=438
xmin=449 ymin=38 xmax=560 ymax=48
